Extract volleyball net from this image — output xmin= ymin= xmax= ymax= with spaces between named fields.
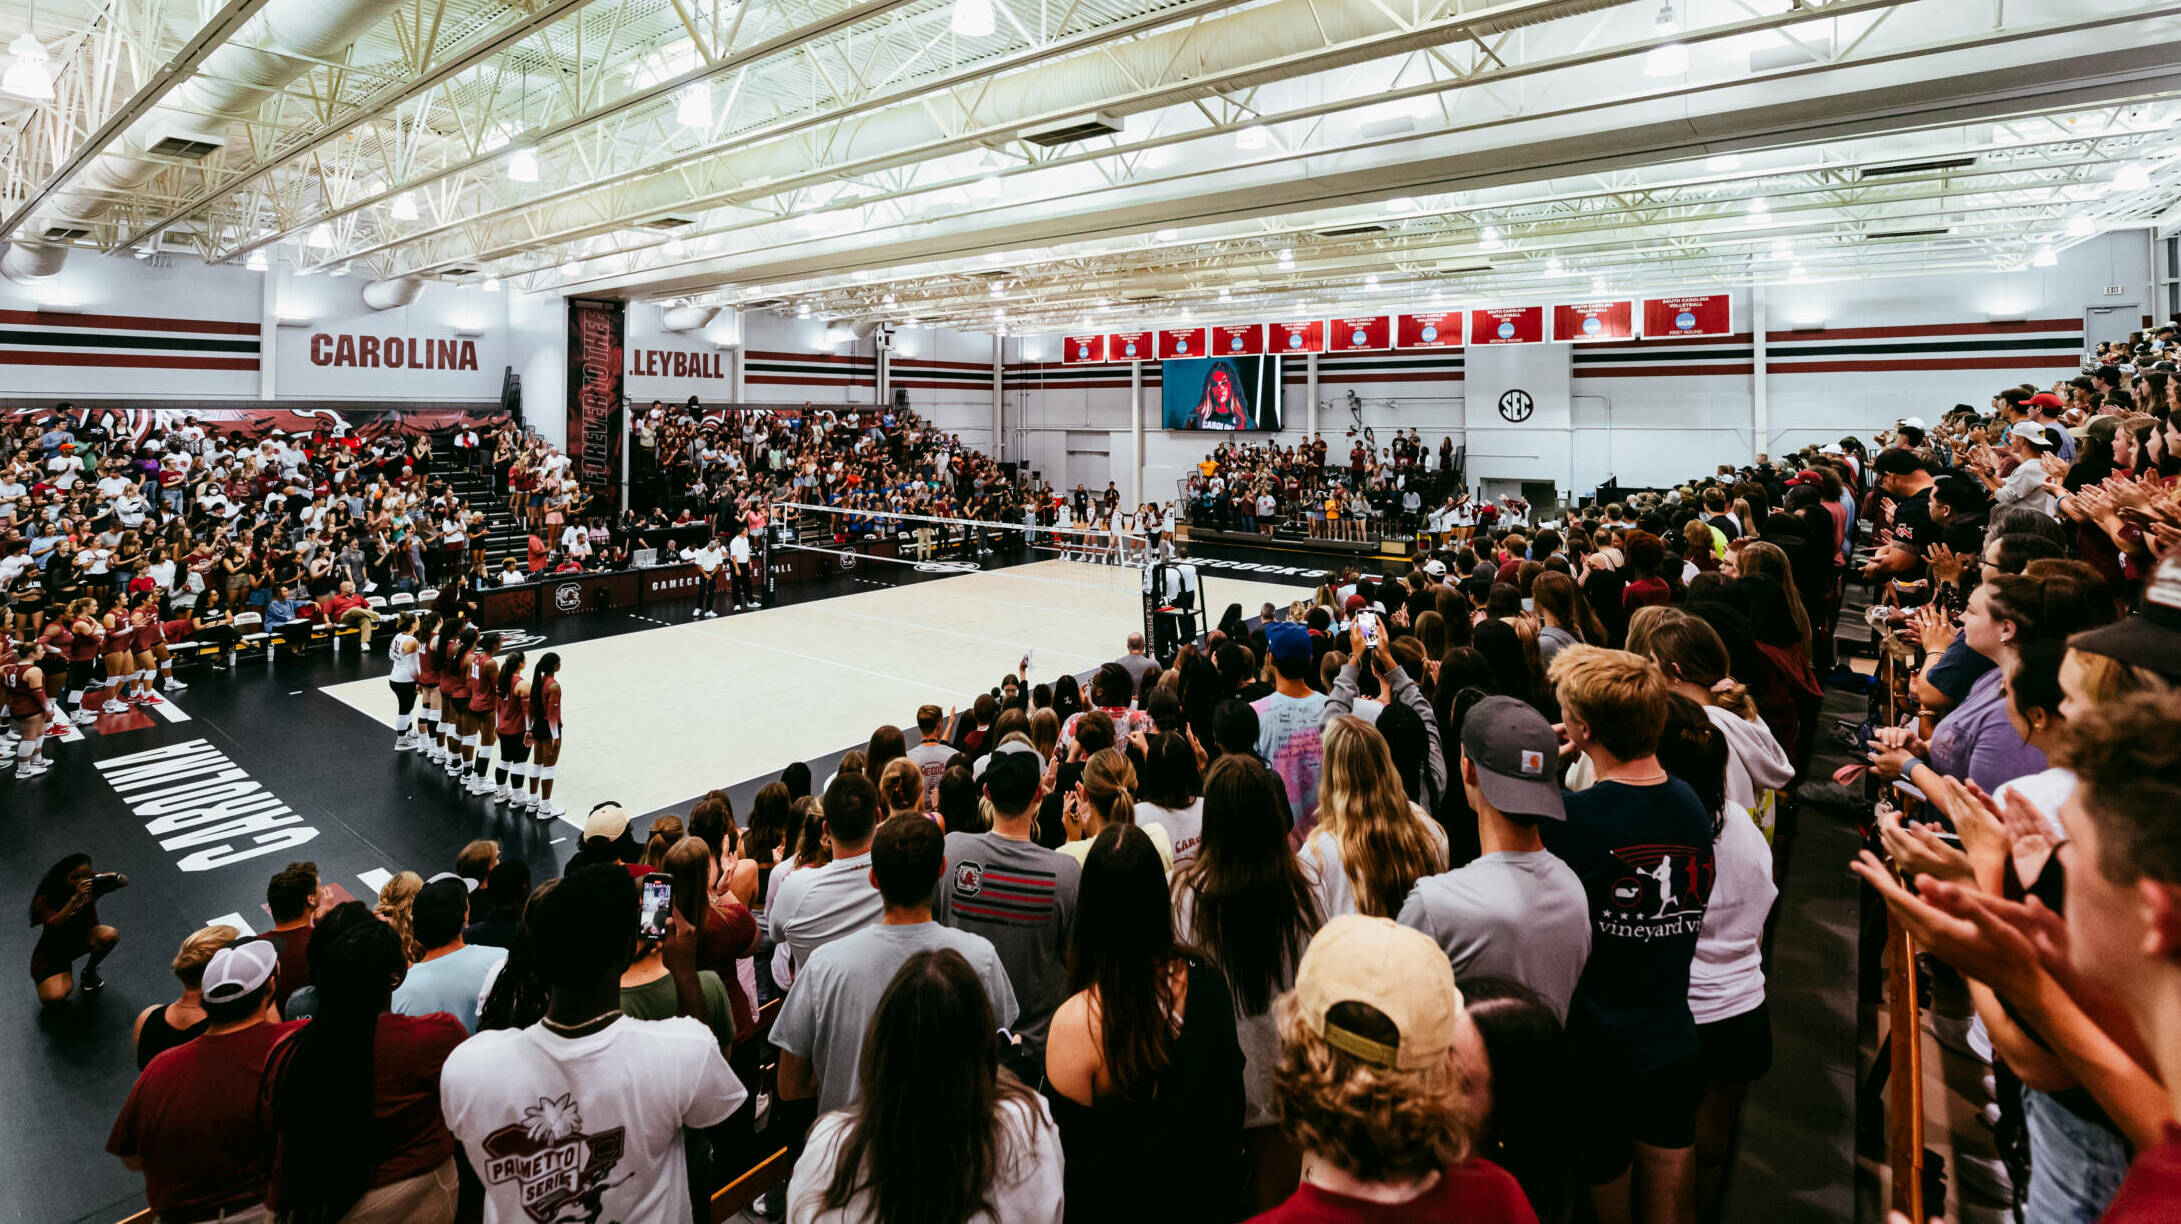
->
xmin=766 ymin=500 xmax=1175 ymax=593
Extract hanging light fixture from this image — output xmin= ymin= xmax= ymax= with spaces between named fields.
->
xmin=2 ymin=2 xmax=55 ymax=103
xmin=970 ymin=173 xmax=1003 ymax=201
xmin=676 ymin=82 xmax=712 ymax=129
xmin=483 ymin=276 xmax=502 ymax=292
xmin=1478 ymin=225 xmax=1503 ymax=252
xmin=1747 ymin=196 xmax=1769 ymax=216
xmin=1644 ymin=2 xmax=1688 ymax=77
xmin=1591 ymin=276 xmax=1608 ymax=294
xmin=2067 ymin=216 xmax=2096 ymax=237
xmin=1705 ymin=154 xmax=1741 ymax=172
xmin=950 ymin=0 xmax=995 ymax=38
xmin=389 ymin=192 xmax=419 ymax=221
xmin=2032 ymin=247 xmax=2058 ymax=267
xmin=1545 ymin=256 xmax=1564 ymax=274
xmin=245 ymin=249 xmax=270 ymax=271
xmin=559 ymin=258 xmax=582 ymax=277
xmin=1236 ymin=124 xmax=1269 ymax=151
xmin=1155 ymin=228 xmax=1180 ymax=242
xmin=508 ymin=147 xmax=540 ymax=183
xmin=307 ymin=223 xmax=335 ymax=250
xmin=2114 ymin=162 xmax=2152 ymax=191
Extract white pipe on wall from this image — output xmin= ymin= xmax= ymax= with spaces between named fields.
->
xmin=1751 ymin=283 xmax=1769 ymax=463
xmin=1130 ymin=359 xmax=1144 ymax=506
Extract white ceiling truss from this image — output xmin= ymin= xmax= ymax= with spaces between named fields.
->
xmin=2 ymin=0 xmax=2179 ymax=331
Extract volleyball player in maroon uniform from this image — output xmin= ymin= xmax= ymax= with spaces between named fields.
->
xmin=99 ymin=600 xmax=134 ymax=714
xmin=4 ymin=640 xmax=52 ymax=778
xmin=414 ymin=612 xmax=444 ymax=762
xmin=37 ymin=615 xmax=73 ymax=731
xmin=526 ymin=652 xmax=564 ymax=819
xmin=440 ymin=623 xmax=478 ymax=779
xmin=63 ymin=599 xmax=104 ymax=723
xmin=492 ymin=652 xmax=529 ymax=807
xmin=463 ymin=632 xmax=501 ymax=796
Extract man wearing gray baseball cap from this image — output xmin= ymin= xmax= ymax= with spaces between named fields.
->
xmin=1397 ymin=696 xmax=1593 ymax=1023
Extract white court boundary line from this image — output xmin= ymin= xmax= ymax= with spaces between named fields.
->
xmin=814 ymin=604 xmax=1101 ymax=667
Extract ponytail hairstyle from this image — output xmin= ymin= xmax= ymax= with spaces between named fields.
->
xmin=1629 ymin=608 xmax=1762 ymax=724
xmin=641 ymin=814 xmax=685 ymax=869
xmin=267 ymin=919 xmax=408 ymax=1222
xmin=434 ymin=617 xmax=470 ymax=675
xmin=475 ymin=630 xmax=502 ymax=665
xmin=496 ymin=651 xmax=525 ymax=701
xmin=1655 ymin=693 xmax=1730 ymax=838
xmin=392 ymin=611 xmax=418 ymax=638
xmin=414 ymin=611 xmax=439 ymax=651
xmin=1078 ymin=748 xmax=1139 ymax=836
xmin=877 ymin=756 xmax=925 ymax=817
xmin=530 ymin=651 xmax=561 ymax=729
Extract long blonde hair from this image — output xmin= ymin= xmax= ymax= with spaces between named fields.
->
xmin=1079 ymin=748 xmax=1138 ymax=836
xmin=1315 ymin=715 xmax=1446 ymax=917
xmin=373 ymin=871 xmax=425 ymax=962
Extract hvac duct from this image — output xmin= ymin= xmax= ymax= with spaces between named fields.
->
xmin=0 ymin=242 xmax=69 ymax=285
xmin=661 ymin=305 xmax=722 ymax=331
xmin=427 ymin=0 xmax=1632 ymax=265
xmin=361 ymin=276 xmax=425 ymax=310
xmin=18 ymin=0 xmax=408 ymax=277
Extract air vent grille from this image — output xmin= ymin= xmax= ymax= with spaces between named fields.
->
xmin=1315 ymin=223 xmax=1389 ymax=238
xmin=148 ymin=136 xmax=222 ymax=160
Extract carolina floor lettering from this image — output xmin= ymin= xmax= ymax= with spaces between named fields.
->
xmin=94 ymin=738 xmax=320 ymax=872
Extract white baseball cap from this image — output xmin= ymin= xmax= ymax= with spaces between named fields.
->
xmin=201 ymin=939 xmax=278 ymax=1004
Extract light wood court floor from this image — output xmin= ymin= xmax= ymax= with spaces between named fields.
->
xmin=321 ymin=559 xmax=1313 ymax=826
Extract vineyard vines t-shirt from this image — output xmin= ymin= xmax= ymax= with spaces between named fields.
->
xmin=439 ymin=1017 xmax=745 ymax=1224
xmin=1541 ymin=777 xmax=1715 ymax=1071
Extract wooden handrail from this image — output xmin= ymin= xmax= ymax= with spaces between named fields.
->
xmin=1886 ymin=907 xmax=1926 ymax=1220
xmin=709 ymin=1145 xmax=792 ymax=1222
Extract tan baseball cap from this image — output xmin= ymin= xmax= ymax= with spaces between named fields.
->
xmin=1294 ymin=914 xmax=1463 ymax=1071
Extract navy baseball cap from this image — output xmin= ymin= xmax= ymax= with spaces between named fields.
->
xmin=1265 ymin=621 xmax=1312 ymax=666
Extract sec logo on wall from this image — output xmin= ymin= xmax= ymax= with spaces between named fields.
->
xmin=1498 ymin=389 xmax=1535 ymax=423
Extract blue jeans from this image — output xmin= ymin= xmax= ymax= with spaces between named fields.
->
xmin=2024 ymin=1088 xmax=2131 ymax=1223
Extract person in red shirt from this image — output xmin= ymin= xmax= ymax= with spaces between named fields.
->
xmin=262 ymin=909 xmax=467 ymax=1221
xmin=1251 ymin=915 xmax=1536 ymax=1224
xmin=322 ymin=580 xmax=379 ymax=653
xmin=108 ymin=938 xmax=296 ymax=1223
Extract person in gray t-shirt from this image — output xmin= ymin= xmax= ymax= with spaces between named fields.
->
xmin=932 ymin=752 xmax=1078 ymax=1057
xmin=1399 ymin=696 xmax=1592 ymax=1021
xmin=775 ymin=817 xmax=1017 ymax=1115
xmin=1114 ymin=633 xmax=1160 ymax=693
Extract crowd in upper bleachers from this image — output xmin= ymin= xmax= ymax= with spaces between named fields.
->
xmin=28 ymin=321 xmax=2181 ymax=1224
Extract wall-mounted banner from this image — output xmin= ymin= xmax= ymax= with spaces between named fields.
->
xmin=566 ymin=298 xmax=625 ymax=504
xmin=1396 ymin=312 xmax=1465 ymax=349
xmin=307 ymin=332 xmax=480 ymax=370
xmin=1642 ymin=294 xmax=1732 ymax=337
xmin=1062 ymin=334 xmax=1108 ymax=364
xmin=1326 ymin=316 xmax=1392 ymax=353
xmin=1212 ymin=324 xmax=1264 ymax=356
xmin=1269 ymin=319 xmax=1325 ymax=354
xmin=1108 ymin=330 xmax=1155 ymax=361
xmin=1158 ymin=327 xmax=1209 ymax=359
xmin=1468 ymin=306 xmax=1546 ymax=346
xmin=626 ymin=347 xmax=726 ymax=380
xmin=1552 ymin=301 xmax=1636 ymax=343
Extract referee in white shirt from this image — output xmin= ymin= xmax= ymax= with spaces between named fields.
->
xmin=684 ymin=536 xmax=725 ymax=618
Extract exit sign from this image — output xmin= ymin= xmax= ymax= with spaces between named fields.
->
xmin=2104 ymin=285 xmax=2127 ymax=295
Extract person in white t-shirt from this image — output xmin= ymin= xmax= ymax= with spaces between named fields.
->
xmin=682 ymin=537 xmax=725 ymax=619
xmin=440 ymin=864 xmax=746 ymax=1224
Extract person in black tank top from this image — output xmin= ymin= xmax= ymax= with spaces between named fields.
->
xmin=134 ymin=924 xmax=242 ymax=1069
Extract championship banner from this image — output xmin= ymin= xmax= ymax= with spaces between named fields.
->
xmin=566 ymin=298 xmax=625 ymax=503
xmin=1269 ymin=319 xmax=1325 ymax=354
xmin=1643 ymin=294 xmax=1732 ymax=337
xmin=1553 ymin=300 xmax=1636 ymax=343
xmin=1396 ymin=312 xmax=1465 ymax=348
xmin=1326 ymin=316 xmax=1392 ymax=353
xmin=1063 ymin=334 xmax=1107 ymax=364
xmin=1158 ymin=327 xmax=1210 ymax=359
xmin=1468 ymin=306 xmax=1545 ymax=346
xmin=1213 ymin=324 xmax=1264 ymax=356
xmin=1108 ymin=330 xmax=1155 ymax=362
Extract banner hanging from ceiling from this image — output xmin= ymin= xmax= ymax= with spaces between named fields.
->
xmin=1396 ymin=311 xmax=1465 ymax=348
xmin=1213 ymin=323 xmax=1264 ymax=355
xmin=1108 ymin=330 xmax=1155 ymax=361
xmin=1642 ymin=294 xmax=1732 ymax=337
xmin=1062 ymin=334 xmax=1107 ymax=364
xmin=1468 ymin=305 xmax=1545 ymax=346
xmin=566 ymin=298 xmax=624 ymax=504
xmin=1327 ymin=316 xmax=1392 ymax=353
xmin=1158 ymin=327 xmax=1209 ymax=359
xmin=1269 ymin=319 xmax=1325 ymax=353
xmin=1553 ymin=300 xmax=1636 ymax=342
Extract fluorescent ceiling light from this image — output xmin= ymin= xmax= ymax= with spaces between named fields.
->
xmin=950 ymin=0 xmax=995 ymax=38
xmin=676 ymin=83 xmax=712 ymax=129
xmin=2 ymin=32 xmax=55 ymax=102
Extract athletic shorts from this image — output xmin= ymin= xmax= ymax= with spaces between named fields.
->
xmin=66 ymin=658 xmax=95 ymax=692
xmin=499 ymin=736 xmax=531 ymax=765
xmin=1697 ymin=1003 xmax=1774 ymax=1086
xmin=1574 ymin=1048 xmax=1706 ymax=1184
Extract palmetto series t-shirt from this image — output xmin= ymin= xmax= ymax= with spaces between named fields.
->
xmin=439 ymin=1016 xmax=746 ymax=1224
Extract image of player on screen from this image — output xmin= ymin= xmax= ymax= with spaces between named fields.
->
xmin=1192 ymin=360 xmax=1251 ymax=430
